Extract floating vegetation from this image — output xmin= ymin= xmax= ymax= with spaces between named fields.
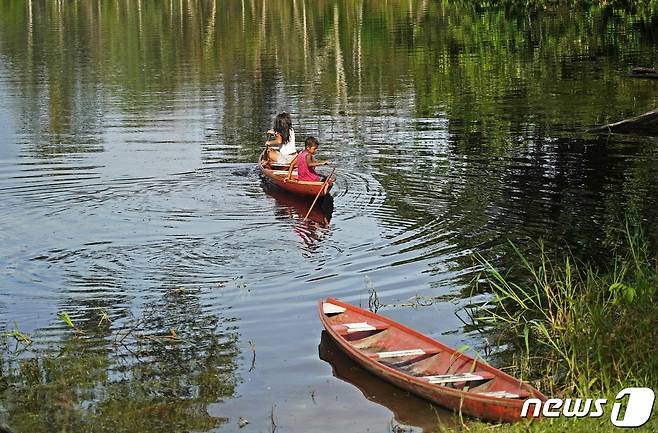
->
xmin=269 ymin=405 xmax=277 ymax=433
xmin=97 ymin=310 xmax=111 ymax=328
xmin=2 ymin=323 xmax=32 ymax=347
xmin=397 ymin=295 xmax=436 ymax=309
xmin=58 ymin=311 xmax=84 ymax=335
xmin=248 ymin=340 xmax=256 ymax=372
xmin=362 ymin=276 xmax=384 ymax=313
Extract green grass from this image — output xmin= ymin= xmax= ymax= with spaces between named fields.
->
xmin=475 ymin=223 xmax=657 ymax=396
xmin=462 ymin=415 xmax=658 ymax=433
xmin=457 ymin=222 xmax=658 ymax=431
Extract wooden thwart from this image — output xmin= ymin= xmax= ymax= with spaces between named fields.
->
xmin=343 ymin=322 xmax=377 ymax=332
xmin=475 ymin=390 xmax=525 ymax=399
xmin=423 ymin=372 xmax=494 ymax=384
xmin=372 ymin=349 xmax=427 ymax=359
xmin=322 ymin=303 xmax=347 ymax=314
xmin=331 ymin=322 xmax=388 ymax=335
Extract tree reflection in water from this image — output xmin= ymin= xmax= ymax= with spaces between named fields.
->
xmin=1 ymin=287 xmax=239 ymax=433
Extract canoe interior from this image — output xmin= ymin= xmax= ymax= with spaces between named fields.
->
xmin=319 ymin=297 xmax=547 ymax=420
xmin=258 ymin=150 xmax=335 ymax=197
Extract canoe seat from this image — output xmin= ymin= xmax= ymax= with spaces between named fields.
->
xmin=322 ymin=302 xmax=347 ymax=314
xmin=332 ymin=322 xmax=388 ymax=335
xmin=474 ymin=390 xmax=528 ymax=399
xmin=422 ymin=372 xmax=494 ymax=384
xmin=368 ymin=348 xmax=440 ymax=359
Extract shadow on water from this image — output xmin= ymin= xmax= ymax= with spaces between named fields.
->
xmin=318 ymin=331 xmax=457 ymax=433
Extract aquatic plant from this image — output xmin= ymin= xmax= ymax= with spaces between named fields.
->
xmin=474 ymin=222 xmax=657 ymax=396
xmin=2 ymin=323 xmax=32 ymax=347
xmin=59 ymin=311 xmax=85 ymax=335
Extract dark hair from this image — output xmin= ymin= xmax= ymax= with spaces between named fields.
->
xmin=305 ymin=136 xmax=319 ymax=149
xmin=272 ymin=113 xmax=293 ymax=144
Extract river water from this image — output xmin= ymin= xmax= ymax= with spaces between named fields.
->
xmin=1 ymin=1 xmax=657 ymax=432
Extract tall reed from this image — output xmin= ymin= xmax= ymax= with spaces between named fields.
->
xmin=475 ymin=223 xmax=657 ymax=396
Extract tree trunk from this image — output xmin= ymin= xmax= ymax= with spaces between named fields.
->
xmin=588 ymin=108 xmax=658 ymax=136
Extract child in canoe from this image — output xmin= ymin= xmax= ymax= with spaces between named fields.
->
xmin=286 ymin=136 xmax=331 ymax=182
xmin=265 ymin=112 xmax=297 ymax=165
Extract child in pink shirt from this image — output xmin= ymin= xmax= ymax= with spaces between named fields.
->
xmin=287 ymin=137 xmax=331 ymax=182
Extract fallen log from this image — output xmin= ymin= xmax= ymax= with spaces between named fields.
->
xmin=629 ymin=67 xmax=658 ymax=79
xmin=588 ymin=107 xmax=658 ymax=136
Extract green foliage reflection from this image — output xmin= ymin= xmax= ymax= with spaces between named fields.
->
xmin=1 ymin=291 xmax=238 ymax=433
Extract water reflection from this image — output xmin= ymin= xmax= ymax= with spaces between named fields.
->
xmin=319 ymin=332 xmax=455 ymax=432
xmin=1 ymin=1 xmax=658 ymax=432
xmin=263 ymin=182 xmax=334 ymax=226
xmin=262 ymin=182 xmax=334 ymax=250
xmin=3 ymin=0 xmax=658 ymax=161
xmin=1 ymin=288 xmax=239 ymax=433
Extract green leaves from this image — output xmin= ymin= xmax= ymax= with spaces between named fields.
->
xmin=58 ymin=311 xmax=84 ymax=335
xmin=59 ymin=312 xmax=75 ymax=329
xmin=3 ymin=322 xmax=32 ymax=346
xmin=609 ymin=282 xmax=637 ymax=304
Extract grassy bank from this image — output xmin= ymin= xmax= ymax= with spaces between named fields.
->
xmin=462 ymin=223 xmax=657 ymax=431
xmin=462 ymin=415 xmax=657 ymax=432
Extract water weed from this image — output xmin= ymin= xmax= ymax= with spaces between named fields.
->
xmin=2 ymin=323 xmax=32 ymax=347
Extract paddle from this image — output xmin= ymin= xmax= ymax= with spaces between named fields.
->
xmin=304 ymin=167 xmax=335 ymax=222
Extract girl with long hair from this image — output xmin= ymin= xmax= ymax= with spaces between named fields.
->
xmin=265 ymin=113 xmax=297 ymax=164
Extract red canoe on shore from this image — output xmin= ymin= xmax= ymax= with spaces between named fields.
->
xmin=258 ymin=150 xmax=334 ymax=198
xmin=318 ymin=298 xmax=547 ymax=423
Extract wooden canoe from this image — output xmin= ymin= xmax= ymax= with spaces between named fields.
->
xmin=318 ymin=298 xmax=547 ymax=423
xmin=629 ymin=67 xmax=658 ymax=79
xmin=258 ymin=150 xmax=334 ymax=198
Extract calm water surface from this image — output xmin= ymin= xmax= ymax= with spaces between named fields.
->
xmin=1 ymin=1 xmax=658 ymax=432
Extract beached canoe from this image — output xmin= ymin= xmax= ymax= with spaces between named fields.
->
xmin=318 ymin=298 xmax=547 ymax=423
xmin=629 ymin=67 xmax=658 ymax=79
xmin=258 ymin=150 xmax=334 ymax=197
